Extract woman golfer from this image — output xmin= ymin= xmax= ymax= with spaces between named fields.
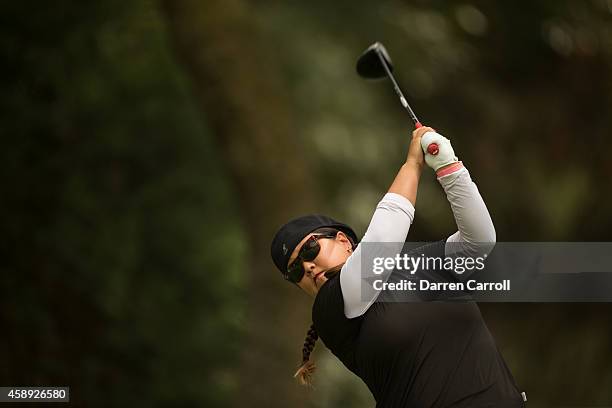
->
xmin=270 ymin=126 xmax=525 ymax=407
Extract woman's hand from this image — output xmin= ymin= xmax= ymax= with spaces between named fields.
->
xmin=420 ymin=131 xmax=459 ymax=172
xmin=406 ymin=126 xmax=433 ymax=168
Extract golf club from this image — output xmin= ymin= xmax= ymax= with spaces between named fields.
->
xmin=357 ymin=42 xmax=439 ymax=155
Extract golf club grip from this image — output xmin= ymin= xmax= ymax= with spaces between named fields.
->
xmin=415 ymin=122 xmax=422 ymax=128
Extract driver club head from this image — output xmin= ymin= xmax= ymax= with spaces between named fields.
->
xmin=356 ymin=41 xmax=423 ymax=128
xmin=356 ymin=42 xmax=393 ymax=79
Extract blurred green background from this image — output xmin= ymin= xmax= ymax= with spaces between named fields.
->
xmin=1 ymin=0 xmax=611 ymax=406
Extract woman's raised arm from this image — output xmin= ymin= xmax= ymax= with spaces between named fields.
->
xmin=340 ymin=126 xmax=433 ymax=318
xmin=419 ymin=131 xmax=496 ymax=257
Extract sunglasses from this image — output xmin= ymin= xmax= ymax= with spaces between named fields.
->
xmin=285 ymin=232 xmax=338 ymax=283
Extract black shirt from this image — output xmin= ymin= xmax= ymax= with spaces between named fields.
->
xmin=312 ymin=241 xmax=524 ymax=408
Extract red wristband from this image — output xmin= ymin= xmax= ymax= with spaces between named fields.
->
xmin=436 ymin=161 xmax=464 ymax=178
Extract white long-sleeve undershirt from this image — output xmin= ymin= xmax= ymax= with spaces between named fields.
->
xmin=340 ymin=192 xmax=415 ymax=319
xmin=440 ymin=167 xmax=496 ymax=256
xmin=340 ymin=166 xmax=496 ymax=319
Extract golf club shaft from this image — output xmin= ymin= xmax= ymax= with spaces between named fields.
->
xmin=375 ymin=51 xmax=422 ymax=128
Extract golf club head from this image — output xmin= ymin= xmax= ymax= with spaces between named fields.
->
xmin=356 ymin=42 xmax=393 ymax=79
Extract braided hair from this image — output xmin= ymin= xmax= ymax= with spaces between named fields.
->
xmin=293 ymin=265 xmax=344 ymax=387
xmin=293 ymin=324 xmax=319 ymax=386
xmin=293 ymin=228 xmax=355 ymax=387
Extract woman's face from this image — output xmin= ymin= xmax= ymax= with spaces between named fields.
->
xmin=287 ymin=231 xmax=353 ymax=297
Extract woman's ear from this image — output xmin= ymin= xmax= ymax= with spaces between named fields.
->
xmin=335 ymin=231 xmax=353 ymax=251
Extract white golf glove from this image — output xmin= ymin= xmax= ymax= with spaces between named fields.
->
xmin=420 ymin=131 xmax=458 ymax=171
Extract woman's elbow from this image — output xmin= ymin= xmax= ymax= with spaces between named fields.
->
xmin=464 ymin=223 xmax=496 ymax=256
xmin=480 ymin=223 xmax=496 ymax=255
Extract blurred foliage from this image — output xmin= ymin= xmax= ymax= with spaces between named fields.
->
xmin=1 ymin=0 xmax=612 ymax=407
xmin=0 ymin=0 xmax=245 ymax=406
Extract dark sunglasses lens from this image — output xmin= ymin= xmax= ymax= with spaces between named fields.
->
xmin=286 ymin=262 xmax=304 ymax=283
xmin=285 ymin=233 xmax=337 ymax=283
xmin=301 ymin=238 xmax=321 ymax=261
xmin=285 ymin=237 xmax=322 ymax=283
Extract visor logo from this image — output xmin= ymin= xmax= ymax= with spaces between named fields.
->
xmin=282 ymin=244 xmax=288 ymax=255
